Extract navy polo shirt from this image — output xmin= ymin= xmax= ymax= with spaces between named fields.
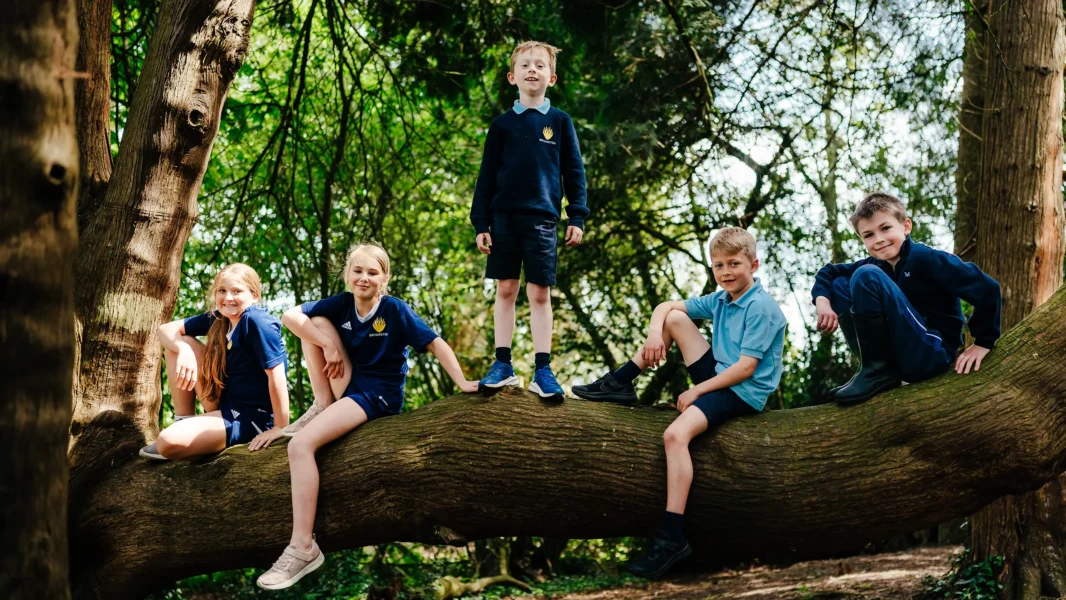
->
xmin=684 ymin=278 xmax=787 ymax=411
xmin=300 ymin=294 xmax=440 ymax=396
xmin=183 ymin=305 xmax=287 ymax=411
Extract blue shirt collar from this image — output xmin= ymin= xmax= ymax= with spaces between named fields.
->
xmin=513 ymin=98 xmax=551 ymax=115
xmin=717 ymin=277 xmax=764 ymax=308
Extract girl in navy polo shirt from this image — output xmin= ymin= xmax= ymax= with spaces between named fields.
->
xmin=140 ymin=263 xmax=290 ymax=460
xmin=256 ymin=243 xmax=477 ymax=590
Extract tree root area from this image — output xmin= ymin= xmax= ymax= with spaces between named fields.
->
xmin=552 ymin=546 xmax=959 ymax=600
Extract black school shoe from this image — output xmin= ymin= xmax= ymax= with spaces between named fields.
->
xmin=832 ymin=313 xmax=902 ymax=405
xmin=571 ymin=372 xmax=638 ymax=405
xmin=628 ymin=534 xmax=692 ymax=579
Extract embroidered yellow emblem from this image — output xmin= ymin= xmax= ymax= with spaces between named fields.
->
xmin=373 ymin=317 xmax=386 ymax=333
xmin=542 ymin=126 xmax=554 ymax=140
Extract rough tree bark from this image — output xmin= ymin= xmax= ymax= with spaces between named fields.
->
xmin=953 ymin=0 xmax=988 ymax=263
xmin=67 ymin=286 xmax=1066 ymax=600
xmin=68 ymin=0 xmax=256 ymax=458
xmin=964 ymin=1 xmax=1066 ymax=599
xmin=0 ymin=1 xmax=79 ymax=599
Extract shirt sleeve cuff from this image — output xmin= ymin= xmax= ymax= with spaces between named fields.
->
xmin=740 ymin=349 xmax=766 ymax=360
xmin=474 ymin=222 xmax=490 ymax=235
xmin=974 ymin=337 xmax=997 ymax=350
xmin=263 ymin=354 xmax=286 ymax=370
xmin=568 ymin=218 xmax=584 ymax=230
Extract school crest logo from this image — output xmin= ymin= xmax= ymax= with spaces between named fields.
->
xmin=373 ymin=317 xmax=386 ymax=333
xmin=542 ymin=126 xmax=554 ymax=140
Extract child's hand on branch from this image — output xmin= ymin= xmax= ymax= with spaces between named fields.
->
xmin=458 ymin=379 xmax=480 ymax=393
xmin=677 ymin=388 xmax=700 ymax=412
xmin=955 ymin=344 xmax=990 ymax=374
xmin=814 ymin=297 xmax=838 ymax=333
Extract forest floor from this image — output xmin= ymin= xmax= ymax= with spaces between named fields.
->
xmin=540 ymin=546 xmax=958 ymax=600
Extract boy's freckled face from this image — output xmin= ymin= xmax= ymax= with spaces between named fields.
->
xmin=507 ymin=48 xmax=557 ymax=97
xmin=711 ymin=252 xmax=758 ymax=298
xmin=856 ymin=210 xmax=912 ymax=263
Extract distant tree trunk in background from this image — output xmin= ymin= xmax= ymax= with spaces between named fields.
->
xmin=0 ymin=1 xmax=79 ymax=598
xmin=954 ymin=0 xmax=988 ymax=263
xmin=964 ymin=1 xmax=1066 ymax=598
xmin=68 ymin=0 xmax=256 ymax=463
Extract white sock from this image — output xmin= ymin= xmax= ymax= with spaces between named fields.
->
xmin=174 ymin=414 xmax=194 ymax=421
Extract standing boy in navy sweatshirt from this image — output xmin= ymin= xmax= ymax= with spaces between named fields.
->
xmin=812 ymin=192 xmax=1002 ymax=404
xmin=470 ymin=41 xmax=589 ymax=400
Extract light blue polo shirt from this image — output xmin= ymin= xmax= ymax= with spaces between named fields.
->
xmin=683 ymin=278 xmax=786 ymax=411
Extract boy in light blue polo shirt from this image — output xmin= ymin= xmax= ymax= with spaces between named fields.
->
xmin=573 ymin=227 xmax=786 ymax=579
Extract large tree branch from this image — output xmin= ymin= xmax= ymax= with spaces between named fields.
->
xmin=69 ymin=285 xmax=1066 ymax=600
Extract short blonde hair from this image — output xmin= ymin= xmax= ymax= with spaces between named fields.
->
xmin=710 ymin=227 xmax=757 ymax=261
xmin=849 ymin=192 xmax=908 ymax=229
xmin=510 ymin=41 xmax=560 ymax=75
xmin=340 ymin=242 xmax=391 ymax=297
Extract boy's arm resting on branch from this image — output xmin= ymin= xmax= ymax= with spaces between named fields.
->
xmin=250 ymin=365 xmax=289 ymax=451
xmin=642 ymin=301 xmax=689 ymax=366
xmin=427 ymin=337 xmax=479 ymax=393
xmin=932 ymin=251 xmax=1002 ymax=374
xmin=678 ymin=356 xmax=758 ymax=412
xmin=282 ymin=306 xmax=345 ymax=379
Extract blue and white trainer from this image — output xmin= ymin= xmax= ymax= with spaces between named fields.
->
xmin=529 ymin=366 xmax=565 ymax=401
xmin=479 ymin=360 xmax=519 ymax=391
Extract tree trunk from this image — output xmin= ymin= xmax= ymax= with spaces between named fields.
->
xmin=68 ymin=287 xmax=1066 ymax=600
xmin=73 ymin=0 xmax=113 ymax=232
xmin=965 ymin=1 xmax=1066 ymax=599
xmin=69 ymin=0 xmax=256 ymax=461
xmin=0 ymin=1 xmax=79 ymax=598
xmin=954 ymin=0 xmax=988 ymax=263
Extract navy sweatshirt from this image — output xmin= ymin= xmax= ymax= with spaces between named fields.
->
xmin=470 ymin=101 xmax=588 ymax=234
xmin=811 ymin=237 xmax=1002 ymax=350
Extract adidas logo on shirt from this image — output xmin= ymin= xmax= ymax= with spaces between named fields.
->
xmin=231 ymin=409 xmax=240 ymax=419
xmin=341 ymin=321 xmax=352 ymax=330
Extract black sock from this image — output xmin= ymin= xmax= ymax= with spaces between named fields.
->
xmin=612 ymin=360 xmax=642 ymax=385
xmin=659 ymin=511 xmax=686 ymax=542
xmin=535 ymin=352 xmax=551 ymax=370
xmin=495 ymin=347 xmax=512 ymax=364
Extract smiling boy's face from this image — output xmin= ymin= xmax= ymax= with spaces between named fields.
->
xmin=711 ymin=251 xmax=759 ymax=299
xmin=855 ymin=209 xmax=912 ymax=264
xmin=507 ymin=47 xmax=557 ymax=97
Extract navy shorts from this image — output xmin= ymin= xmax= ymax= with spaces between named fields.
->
xmin=485 ymin=212 xmax=558 ymax=286
xmin=343 ymin=375 xmax=404 ymax=421
xmin=685 ymin=350 xmax=758 ymax=428
xmin=221 ymin=402 xmax=274 ymax=446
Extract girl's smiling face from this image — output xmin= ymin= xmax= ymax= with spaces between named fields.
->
xmin=214 ymin=274 xmax=259 ymax=322
xmin=347 ymin=250 xmax=388 ymax=301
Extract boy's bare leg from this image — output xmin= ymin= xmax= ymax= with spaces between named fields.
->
xmin=164 ymin=336 xmax=206 ymax=417
xmin=632 ymin=309 xmax=711 ymax=369
xmin=493 ymin=279 xmax=520 ymax=350
xmin=662 ymin=407 xmax=710 ymax=513
xmin=302 ymin=316 xmax=352 ymax=407
xmin=527 ymin=282 xmax=552 ymax=354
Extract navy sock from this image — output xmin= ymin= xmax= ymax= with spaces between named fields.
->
xmin=612 ymin=360 xmax=642 ymax=385
xmin=495 ymin=347 xmax=512 ymax=365
xmin=659 ymin=511 xmax=686 ymax=542
xmin=535 ymin=352 xmax=551 ymax=370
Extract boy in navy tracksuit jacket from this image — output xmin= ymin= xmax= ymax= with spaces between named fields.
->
xmin=469 ymin=41 xmax=589 ymax=400
xmin=812 ymin=192 xmax=1001 ymax=404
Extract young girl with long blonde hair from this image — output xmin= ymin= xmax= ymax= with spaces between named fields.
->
xmin=141 ymin=263 xmax=289 ymax=459
xmin=256 ymin=243 xmax=477 ymax=590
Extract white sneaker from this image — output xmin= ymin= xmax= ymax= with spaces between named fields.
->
xmin=139 ymin=442 xmax=166 ymax=460
xmin=256 ymin=539 xmax=324 ymax=590
xmin=282 ymin=402 xmax=325 ymax=437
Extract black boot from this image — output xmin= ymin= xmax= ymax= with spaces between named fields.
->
xmin=828 ymin=312 xmax=860 ymax=397
xmin=832 ymin=313 xmax=901 ymax=405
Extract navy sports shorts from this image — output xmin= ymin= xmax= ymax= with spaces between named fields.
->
xmin=343 ymin=374 xmax=404 ymax=421
xmin=685 ymin=349 xmax=758 ymax=428
xmin=221 ymin=402 xmax=274 ymax=446
xmin=485 ymin=212 xmax=558 ymax=286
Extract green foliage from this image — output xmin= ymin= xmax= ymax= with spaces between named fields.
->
xmin=921 ymin=549 xmax=1004 ymax=600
